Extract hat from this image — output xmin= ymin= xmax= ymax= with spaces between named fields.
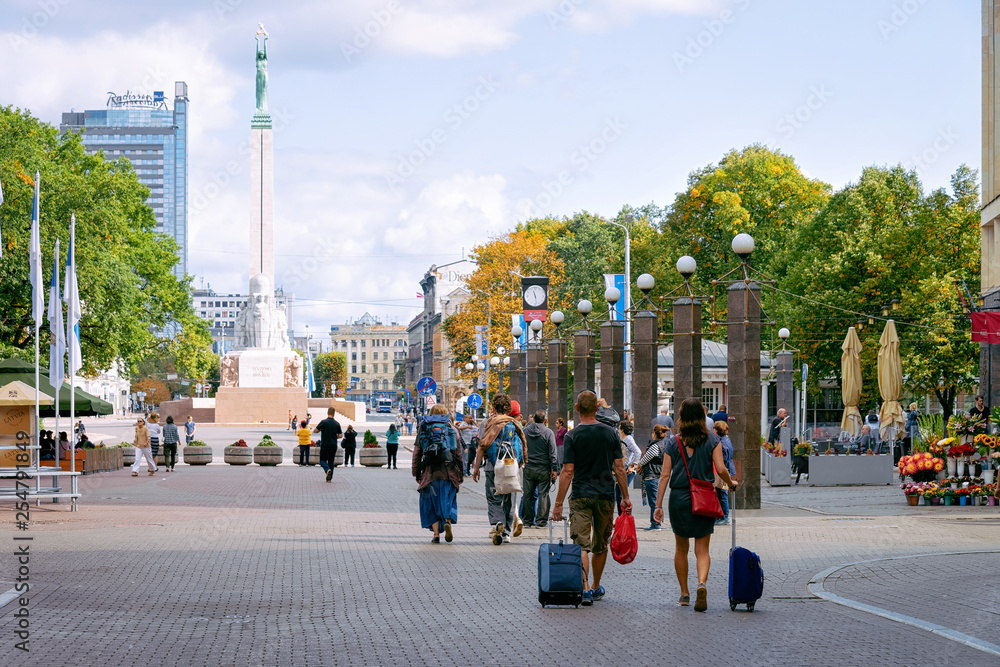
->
xmin=510 ymin=400 xmax=521 ymax=417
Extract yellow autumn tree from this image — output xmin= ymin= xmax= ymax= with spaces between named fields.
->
xmin=442 ymin=230 xmax=567 ymax=394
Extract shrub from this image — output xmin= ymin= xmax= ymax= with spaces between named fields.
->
xmin=363 ymin=429 xmax=380 ymax=448
xmin=257 ymin=435 xmax=278 ymax=447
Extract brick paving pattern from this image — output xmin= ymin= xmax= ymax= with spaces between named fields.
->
xmin=2 ymin=443 xmax=999 ymax=665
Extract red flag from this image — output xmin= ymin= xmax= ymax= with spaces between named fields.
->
xmin=971 ymin=312 xmax=989 ymax=342
xmin=989 ymin=313 xmax=1000 ymax=343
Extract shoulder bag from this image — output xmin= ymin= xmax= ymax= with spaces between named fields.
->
xmin=678 ymin=438 xmax=724 ymax=519
xmin=493 ymin=443 xmax=522 ymax=495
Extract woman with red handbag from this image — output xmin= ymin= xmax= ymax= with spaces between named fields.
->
xmin=653 ymin=399 xmax=738 ymax=612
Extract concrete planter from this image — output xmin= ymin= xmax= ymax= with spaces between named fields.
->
xmin=292 ymin=446 xmax=320 ymax=465
xmin=334 ymin=448 xmax=344 ymax=467
xmin=224 ymin=446 xmax=253 ymax=465
xmin=253 ymin=446 xmax=283 ymax=466
xmin=763 ymin=452 xmax=790 ymax=486
xmin=359 ymin=447 xmax=388 ymax=467
xmin=123 ymin=448 xmax=135 ymax=466
xmin=808 ymin=454 xmax=893 ymax=486
xmin=183 ymin=445 xmax=213 ymax=465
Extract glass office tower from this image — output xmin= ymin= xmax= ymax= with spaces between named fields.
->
xmin=60 ymin=82 xmax=189 ymax=278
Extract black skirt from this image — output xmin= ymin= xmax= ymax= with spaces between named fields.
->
xmin=667 ymin=487 xmax=715 ymax=539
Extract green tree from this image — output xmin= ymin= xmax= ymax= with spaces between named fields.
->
xmin=313 ymin=351 xmax=347 ymax=395
xmin=0 ymin=106 xmax=202 ymax=374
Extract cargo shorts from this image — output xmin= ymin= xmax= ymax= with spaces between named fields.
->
xmin=569 ymin=497 xmax=615 ymax=555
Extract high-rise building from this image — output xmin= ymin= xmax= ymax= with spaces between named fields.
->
xmin=60 ymin=82 xmax=189 ymax=277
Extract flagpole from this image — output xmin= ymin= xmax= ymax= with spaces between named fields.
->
xmin=67 ymin=216 xmax=77 ymax=483
xmin=50 ymin=239 xmax=62 ymax=492
xmin=29 ymin=170 xmax=47 ymax=495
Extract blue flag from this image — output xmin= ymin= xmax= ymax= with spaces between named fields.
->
xmin=48 ymin=239 xmax=65 ymax=389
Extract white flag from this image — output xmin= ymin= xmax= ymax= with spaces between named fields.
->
xmin=29 ymin=171 xmax=43 ymax=326
xmin=65 ymin=214 xmax=82 ymax=375
xmin=48 ymin=239 xmax=65 ymax=389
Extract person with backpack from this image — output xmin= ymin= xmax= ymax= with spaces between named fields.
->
xmin=412 ymin=404 xmax=463 ymax=543
xmin=472 ymin=393 xmax=526 ymax=545
xmin=521 ymin=410 xmax=558 ymax=528
xmin=385 ymin=424 xmax=400 ymax=469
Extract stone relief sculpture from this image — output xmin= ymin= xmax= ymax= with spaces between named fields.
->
xmin=284 ymin=354 xmax=302 ymax=388
xmin=221 ymin=355 xmax=239 ymax=387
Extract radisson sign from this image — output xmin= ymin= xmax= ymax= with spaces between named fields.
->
xmin=106 ymin=90 xmax=168 ymax=110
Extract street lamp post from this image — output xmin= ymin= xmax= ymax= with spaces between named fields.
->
xmin=607 ymin=215 xmax=632 ymax=411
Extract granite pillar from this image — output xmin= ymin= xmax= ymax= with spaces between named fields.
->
xmin=507 ymin=350 xmax=522 ymax=406
xmin=632 ymin=311 xmax=658 ymax=447
xmin=672 ymin=297 xmax=702 ymax=424
xmin=547 ymin=338 xmax=568 ymax=427
xmin=728 ymin=281 xmax=762 ymax=510
xmin=600 ymin=322 xmax=625 ymax=412
xmin=573 ymin=330 xmax=597 ymax=403
xmin=525 ymin=344 xmax=547 ymax=417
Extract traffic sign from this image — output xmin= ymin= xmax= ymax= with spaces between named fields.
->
xmin=425 ymin=395 xmax=437 ymax=407
xmin=466 ymin=393 xmax=482 ymax=410
xmin=416 ymin=377 xmax=437 ymax=396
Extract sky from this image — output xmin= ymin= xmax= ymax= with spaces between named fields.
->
xmin=0 ymin=0 xmax=981 ymax=339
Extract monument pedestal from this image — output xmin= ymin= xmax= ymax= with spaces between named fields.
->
xmin=215 ymin=386 xmax=308 ymax=424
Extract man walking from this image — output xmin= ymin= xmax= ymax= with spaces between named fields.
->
xmin=652 ymin=405 xmax=674 ymax=432
xmin=552 ymin=391 xmax=632 ymax=605
xmin=522 ymin=410 xmax=557 ymax=528
xmin=184 ymin=415 xmax=196 ymax=444
xmin=313 ymin=408 xmax=343 ymax=482
xmin=456 ymin=413 xmax=479 ymax=476
xmin=473 ymin=394 xmax=525 ymax=545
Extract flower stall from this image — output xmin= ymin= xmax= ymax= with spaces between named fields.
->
xmin=896 ymin=435 xmax=1000 ymax=507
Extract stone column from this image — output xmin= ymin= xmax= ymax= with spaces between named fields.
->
xmin=573 ymin=330 xmax=596 ymax=401
xmin=600 ymin=321 xmax=625 ymax=412
xmin=632 ymin=311 xmax=658 ymax=447
xmin=507 ymin=350 xmax=522 ymax=405
xmin=548 ymin=338 xmax=568 ymax=427
xmin=776 ymin=350 xmax=794 ymax=437
xmin=728 ymin=282 xmax=762 ymax=510
xmin=525 ymin=344 xmax=546 ymax=417
xmin=672 ymin=297 xmax=702 ymax=424
xmin=249 ymin=119 xmax=274 ymax=280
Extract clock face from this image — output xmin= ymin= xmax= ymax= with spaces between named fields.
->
xmin=524 ymin=285 xmax=546 ymax=307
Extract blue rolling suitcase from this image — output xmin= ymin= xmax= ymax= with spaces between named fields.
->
xmin=728 ymin=491 xmax=764 ymax=612
xmin=538 ymin=520 xmax=583 ymax=608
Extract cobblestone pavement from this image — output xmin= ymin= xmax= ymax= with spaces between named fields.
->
xmin=2 ymin=459 xmax=1000 ymax=666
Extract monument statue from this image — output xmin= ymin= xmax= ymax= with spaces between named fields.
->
xmin=221 ymin=355 xmax=238 ymax=387
xmin=234 ymin=273 xmax=290 ymax=351
xmin=255 ymin=24 xmax=268 ymax=115
xmin=284 ymin=354 xmax=302 ymax=388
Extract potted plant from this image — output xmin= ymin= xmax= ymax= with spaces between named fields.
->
xmin=224 ymin=439 xmax=252 ymax=465
xmin=897 ymin=452 xmax=945 ymax=484
xmin=183 ymin=439 xmax=214 ymax=465
xmin=253 ymin=435 xmax=283 ymax=466
xmin=949 ymin=413 xmax=986 ymax=444
xmin=359 ymin=429 xmax=388 ymax=467
xmin=941 ymin=487 xmax=957 ymax=506
xmin=900 ymin=482 xmax=923 ymax=506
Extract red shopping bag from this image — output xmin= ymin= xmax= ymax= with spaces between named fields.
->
xmin=610 ymin=509 xmax=638 ymax=564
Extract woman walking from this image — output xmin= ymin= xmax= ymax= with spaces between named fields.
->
xmin=635 ymin=424 xmax=671 ymax=530
xmin=653 ymin=399 xmax=737 ymax=612
xmin=130 ymin=417 xmax=157 ymax=476
xmin=554 ymin=417 xmax=567 ymax=471
xmin=342 ymin=425 xmax=358 ymax=467
xmin=404 ymin=414 xmax=412 ymax=435
xmin=617 ymin=421 xmax=641 ymax=516
xmin=385 ymin=424 xmax=400 ymax=469
xmin=147 ymin=413 xmax=162 ymax=460
xmin=161 ymin=415 xmax=180 ymax=472
xmin=412 ymin=404 xmax=462 ymax=543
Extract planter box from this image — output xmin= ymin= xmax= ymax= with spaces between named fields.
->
xmin=359 ymin=447 xmax=388 ymax=468
xmin=123 ymin=448 xmax=135 ymax=466
xmin=763 ymin=452 xmax=790 ymax=486
xmin=39 ymin=448 xmax=122 ymax=473
xmin=253 ymin=446 xmax=283 ymax=466
xmin=183 ymin=446 xmax=213 ymax=465
xmin=334 ymin=448 xmax=344 ymax=467
xmin=292 ymin=446 xmax=320 ymax=465
xmin=808 ymin=454 xmax=893 ymax=486
xmin=223 ymin=446 xmax=253 ymax=465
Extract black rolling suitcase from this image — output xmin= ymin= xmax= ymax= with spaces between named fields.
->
xmin=728 ymin=490 xmax=764 ymax=611
xmin=538 ymin=519 xmax=583 ymax=608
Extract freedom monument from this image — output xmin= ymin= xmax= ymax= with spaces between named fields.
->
xmin=213 ymin=25 xmax=308 ymax=423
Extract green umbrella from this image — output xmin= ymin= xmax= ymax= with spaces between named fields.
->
xmin=0 ymin=358 xmax=113 ymax=416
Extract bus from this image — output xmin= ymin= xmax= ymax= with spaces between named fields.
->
xmin=376 ymin=397 xmax=393 ymax=413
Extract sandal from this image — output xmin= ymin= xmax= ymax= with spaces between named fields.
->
xmin=677 ymin=595 xmax=690 ymax=607
xmin=694 ymin=584 xmax=707 ymax=612
xmin=131 ymin=472 xmax=138 ymax=477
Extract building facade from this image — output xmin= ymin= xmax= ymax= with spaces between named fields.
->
xmin=329 ymin=313 xmax=407 ymax=403
xmin=193 ymin=286 xmax=294 ymax=355
xmin=60 ymin=82 xmax=189 ymax=277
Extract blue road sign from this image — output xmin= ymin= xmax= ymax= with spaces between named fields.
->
xmin=416 ymin=377 xmax=437 ymax=396
xmin=467 ymin=393 xmax=483 ymax=409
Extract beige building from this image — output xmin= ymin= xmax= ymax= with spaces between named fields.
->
xmin=329 ymin=313 xmax=407 ymax=403
xmin=983 ymin=3 xmax=1000 ymax=405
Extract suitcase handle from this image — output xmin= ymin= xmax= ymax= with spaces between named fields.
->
xmin=730 ymin=488 xmax=735 ymax=551
xmin=548 ymin=518 xmax=570 ymax=547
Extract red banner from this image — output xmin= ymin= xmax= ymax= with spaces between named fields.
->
xmin=970 ymin=312 xmax=1000 ymax=343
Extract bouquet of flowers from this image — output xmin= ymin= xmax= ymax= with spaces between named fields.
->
xmin=793 ymin=442 xmax=812 ymax=457
xmin=230 ymin=439 xmax=248 ymax=447
xmin=948 ymin=443 xmax=976 ymax=458
xmin=949 ymin=413 xmax=986 ymax=438
xmin=927 ymin=436 xmax=949 ymax=458
xmin=897 ymin=452 xmax=945 ymax=483
xmin=974 ymin=434 xmax=997 ymax=458
xmin=899 ymin=481 xmax=932 ymax=496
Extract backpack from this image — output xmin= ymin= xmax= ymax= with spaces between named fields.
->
xmin=488 ymin=422 xmax=522 ymax=466
xmin=419 ymin=415 xmax=457 ymax=468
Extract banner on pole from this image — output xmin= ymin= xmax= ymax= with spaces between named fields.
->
xmin=603 ymin=274 xmax=626 ymax=321
xmin=474 ymin=325 xmax=489 ymax=390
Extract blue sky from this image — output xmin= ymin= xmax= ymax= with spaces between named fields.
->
xmin=0 ymin=0 xmax=980 ymax=335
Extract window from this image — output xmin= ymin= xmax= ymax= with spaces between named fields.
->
xmin=361 ymin=380 xmax=367 ymax=390
xmin=361 ymin=352 xmax=366 ymax=361
xmin=351 ymin=353 xmax=357 ymax=361
xmin=702 ymin=387 xmax=720 ymax=413
xmin=361 ymin=365 xmax=366 ymax=373
xmin=383 ymin=364 xmax=388 ymax=374
xmin=361 ymin=340 xmax=366 ymax=347
xmin=351 ymin=340 xmax=357 ymax=348
xmin=351 ymin=365 xmax=357 ymax=373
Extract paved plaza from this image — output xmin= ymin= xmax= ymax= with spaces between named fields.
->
xmin=2 ymin=419 xmax=1000 ymax=666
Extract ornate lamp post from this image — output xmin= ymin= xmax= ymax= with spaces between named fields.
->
xmin=573 ymin=300 xmax=596 ymax=399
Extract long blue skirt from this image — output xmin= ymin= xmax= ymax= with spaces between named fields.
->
xmin=419 ymin=479 xmax=458 ymax=530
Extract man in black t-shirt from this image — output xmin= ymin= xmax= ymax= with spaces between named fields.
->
xmin=553 ymin=391 xmax=631 ymax=606
xmin=314 ymin=408 xmax=343 ymax=482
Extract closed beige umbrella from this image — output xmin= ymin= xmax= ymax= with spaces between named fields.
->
xmin=878 ymin=319 xmax=904 ymax=441
xmin=840 ymin=327 xmax=863 ymax=437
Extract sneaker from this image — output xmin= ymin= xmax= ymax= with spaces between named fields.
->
xmin=490 ymin=522 xmax=504 ymax=545
xmin=444 ymin=522 xmax=453 ymax=543
xmin=512 ymin=517 xmax=523 ymax=537
xmin=694 ymin=584 xmax=707 ymax=612
xmin=431 ymin=536 xmax=440 ymax=544
xmin=643 ymin=524 xmax=660 ymax=531
xmin=502 ymin=534 xmax=511 ymax=543
xmin=581 ymin=590 xmax=593 ymax=606
xmin=326 ymin=469 xmax=333 ymax=482
xmin=591 ymin=586 xmax=605 ymax=601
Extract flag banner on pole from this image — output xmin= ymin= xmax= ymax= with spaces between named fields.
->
xmin=29 ymin=171 xmax=44 ymax=326
xmin=970 ymin=312 xmax=1000 ymax=343
xmin=64 ymin=214 xmax=82 ymax=375
xmin=48 ymin=239 xmax=65 ymax=390
xmin=511 ymin=314 xmax=526 ymax=349
xmin=307 ymin=353 xmax=315 ymax=393
xmin=603 ymin=273 xmax=626 ymax=322
xmin=474 ymin=325 xmax=489 ymax=389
